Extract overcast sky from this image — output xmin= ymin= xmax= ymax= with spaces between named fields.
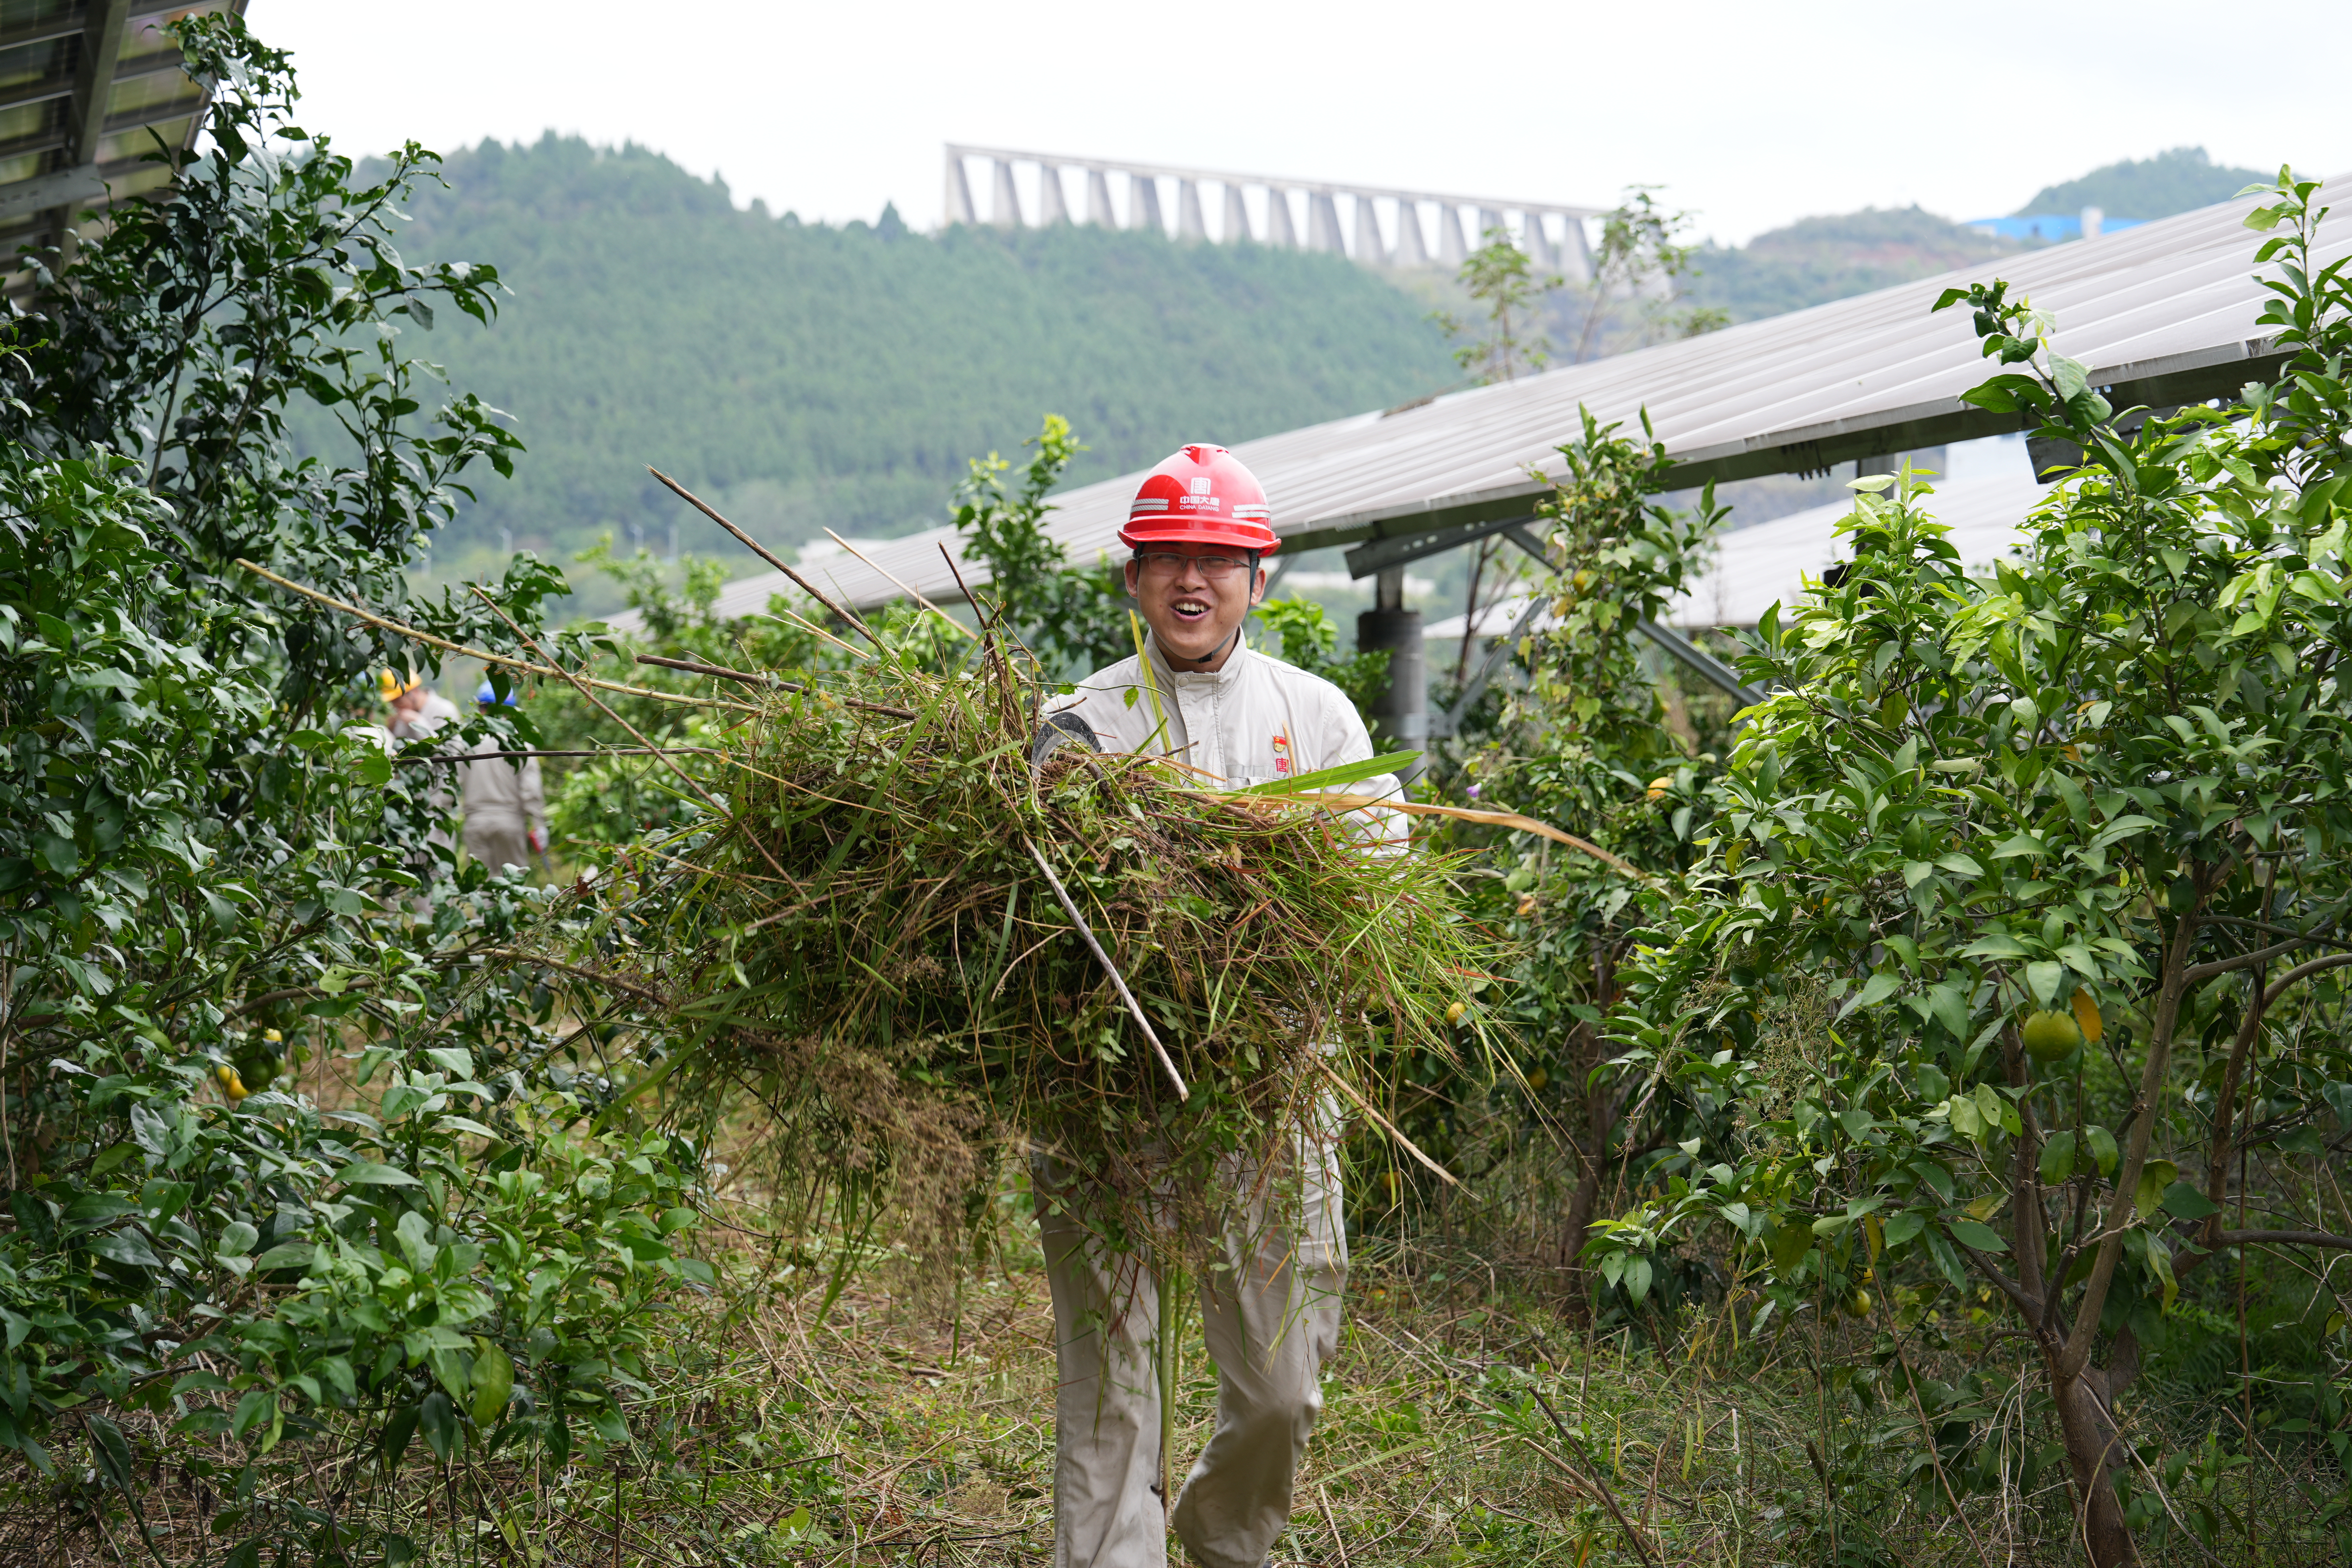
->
xmin=253 ymin=0 xmax=2347 ymax=247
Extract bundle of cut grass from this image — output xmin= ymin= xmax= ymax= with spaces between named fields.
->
xmin=232 ymin=548 xmax=1544 ymax=1273
xmin=625 ymin=646 xmax=1492 ymax=1268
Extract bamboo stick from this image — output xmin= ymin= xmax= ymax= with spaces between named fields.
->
xmin=633 ymin=654 xmax=916 ymax=718
xmin=1245 ymin=790 xmax=1642 ymax=877
xmin=1022 ymin=835 xmax=1188 ymax=1101
xmin=234 ymin=560 xmax=762 ymax=715
xmin=644 ymin=467 xmax=885 ymax=648
xmin=822 ymin=529 xmax=976 ymax=639
xmin=470 ymin=585 xmax=795 ymax=885
xmin=1309 ymin=1054 xmax=1461 ymax=1189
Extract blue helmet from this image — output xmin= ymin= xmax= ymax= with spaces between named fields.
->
xmin=475 ymin=680 xmax=520 ymax=707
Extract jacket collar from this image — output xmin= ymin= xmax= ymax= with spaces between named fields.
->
xmin=1146 ymin=628 xmax=1255 ymax=688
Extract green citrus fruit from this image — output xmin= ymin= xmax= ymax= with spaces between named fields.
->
xmin=2021 ymin=1009 xmax=2083 ymax=1063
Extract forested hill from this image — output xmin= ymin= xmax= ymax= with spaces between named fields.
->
xmin=2018 ymin=146 xmax=2268 ymax=220
xmin=383 ymin=136 xmax=1458 ymax=592
xmin=1688 ymin=206 xmax=2029 ymax=326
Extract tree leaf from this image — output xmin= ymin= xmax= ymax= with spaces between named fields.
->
xmin=86 ymin=1229 xmax=163 ymax=1269
xmin=1850 ymin=971 xmax=1900 ymax=1011
xmin=419 ymin=1390 xmax=458 ymax=1462
xmin=2160 ymin=1181 xmax=2220 ymax=1221
xmin=1769 ymin=1223 xmax=1813 ymax=1274
xmin=2135 ymin=1158 xmax=2180 ymax=1220
xmin=337 ymin=1161 xmax=423 ymax=1187
xmin=1947 ymin=1217 xmax=2008 ymax=1253
xmin=2039 ymin=1129 xmax=2077 ymax=1185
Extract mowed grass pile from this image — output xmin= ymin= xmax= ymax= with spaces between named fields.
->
xmin=604 ymin=643 xmax=1486 ymax=1264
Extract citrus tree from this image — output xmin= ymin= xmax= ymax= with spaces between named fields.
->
xmin=1593 ymin=173 xmax=2352 ymax=1565
xmin=0 ymin=17 xmax=709 ymax=1563
xmin=1384 ymin=414 xmax=1728 ymax=1293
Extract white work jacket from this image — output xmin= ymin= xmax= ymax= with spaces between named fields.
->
xmin=460 ymin=738 xmax=547 ymax=837
xmin=1047 ymin=633 xmax=1404 ymax=843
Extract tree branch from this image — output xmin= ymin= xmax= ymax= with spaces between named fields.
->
xmin=2061 ymin=908 xmax=2199 ymax=1383
xmin=2183 ymin=934 xmax=2313 ymax=984
xmin=2217 ymin=1229 xmax=2352 ymax=1251
xmin=1951 ymin=1235 xmax=2043 ymax=1327
xmin=2002 ymin=1022 xmax=2052 ymax=1324
xmin=2260 ymin=949 xmax=2352 ymax=1010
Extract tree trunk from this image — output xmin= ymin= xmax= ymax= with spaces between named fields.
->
xmin=1559 ymin=1137 xmax=1605 ymax=1320
xmin=2049 ymin=1361 xmax=2138 ymax=1566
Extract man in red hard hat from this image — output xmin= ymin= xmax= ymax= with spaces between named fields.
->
xmin=1037 ymin=444 xmax=1400 ymax=1568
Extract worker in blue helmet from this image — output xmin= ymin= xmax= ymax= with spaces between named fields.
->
xmin=459 ymin=680 xmax=548 ymax=877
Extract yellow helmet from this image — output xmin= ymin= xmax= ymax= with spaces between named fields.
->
xmin=378 ymin=670 xmax=421 ymax=702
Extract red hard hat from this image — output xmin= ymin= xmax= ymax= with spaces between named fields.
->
xmin=1119 ymin=444 xmax=1279 ymax=555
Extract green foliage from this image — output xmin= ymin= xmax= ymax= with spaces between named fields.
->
xmin=533 ymin=530 xmax=872 ymax=865
xmin=370 ymin=137 xmax=1458 ymax=582
xmin=1383 ymin=415 xmax=1731 ymax=1279
xmin=1434 ymin=230 xmax=1558 ymax=384
xmin=2017 ymin=145 xmax=2272 ymax=220
xmin=1592 ymin=171 xmax=2352 ymax=1560
xmin=951 ymin=413 xmax=1131 ymax=677
xmin=1569 ymin=188 xmax=1727 ymax=364
xmin=0 ymin=17 xmax=710 ymax=1561
xmin=1253 ymin=595 xmax=1390 ymax=714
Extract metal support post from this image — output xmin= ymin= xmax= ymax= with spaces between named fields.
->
xmin=1499 ymin=526 xmax=1759 ymax=706
xmin=1266 ymin=188 xmax=1298 ymax=247
xmin=1130 ymin=172 xmax=1164 ymax=233
xmin=991 ymin=159 xmax=1023 ymax=228
xmin=1358 ymin=568 xmax=1427 ymax=779
xmin=1222 ymin=182 xmax=1251 ymax=243
xmin=1177 ymin=179 xmax=1207 ymax=241
xmin=1086 ymin=167 xmax=1116 ymax=227
xmin=944 ymin=152 xmax=979 ymax=227
xmin=1351 ymin=193 xmax=1386 ymax=264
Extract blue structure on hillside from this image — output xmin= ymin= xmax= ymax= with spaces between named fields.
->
xmin=1968 ymin=207 xmax=2145 ymax=244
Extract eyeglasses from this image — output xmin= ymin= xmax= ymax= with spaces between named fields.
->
xmin=1134 ymin=551 xmax=1257 ymax=580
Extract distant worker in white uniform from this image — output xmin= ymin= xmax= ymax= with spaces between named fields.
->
xmin=460 ymin=681 xmax=548 ymax=878
xmin=383 ymin=670 xmax=461 ymax=743
xmin=1036 ymin=445 xmax=1401 ymax=1568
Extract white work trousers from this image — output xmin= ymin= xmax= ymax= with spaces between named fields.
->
xmin=1039 ymin=1121 xmax=1346 ymax=1568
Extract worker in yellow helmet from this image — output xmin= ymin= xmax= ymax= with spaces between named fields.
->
xmin=380 ymin=670 xmax=459 ymax=741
